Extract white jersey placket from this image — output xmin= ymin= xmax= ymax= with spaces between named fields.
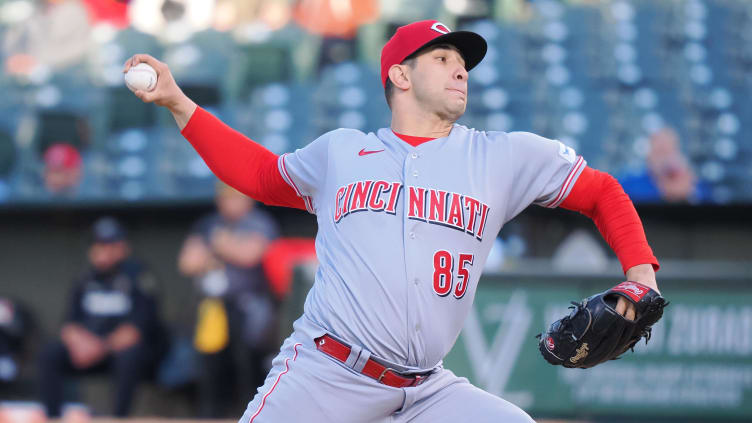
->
xmin=402 ymin=144 xmax=426 ymax=365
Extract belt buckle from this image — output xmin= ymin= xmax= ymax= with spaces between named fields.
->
xmin=377 ymin=367 xmax=396 ymax=383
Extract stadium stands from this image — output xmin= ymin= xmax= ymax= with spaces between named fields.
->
xmin=0 ymin=0 xmax=749 ymax=205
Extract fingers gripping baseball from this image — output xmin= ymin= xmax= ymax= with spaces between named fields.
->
xmin=123 ymin=54 xmax=185 ymax=108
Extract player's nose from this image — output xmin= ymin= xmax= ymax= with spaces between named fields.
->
xmin=453 ymin=64 xmax=468 ymax=82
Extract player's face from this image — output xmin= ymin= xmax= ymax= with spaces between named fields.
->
xmin=89 ymin=241 xmax=129 ymax=272
xmin=410 ymin=47 xmax=468 ymax=121
xmin=217 ymin=190 xmax=254 ymax=221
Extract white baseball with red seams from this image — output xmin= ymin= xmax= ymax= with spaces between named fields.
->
xmin=124 ymin=63 xmax=157 ymax=93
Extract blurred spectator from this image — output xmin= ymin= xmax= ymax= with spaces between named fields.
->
xmin=0 ymin=298 xmax=34 ymax=388
xmin=292 ymin=0 xmax=378 ymax=38
xmin=213 ymin=0 xmax=291 ymax=31
xmin=80 ymin=0 xmax=131 ymax=29
xmin=2 ymin=0 xmax=91 ymax=76
xmin=293 ymin=0 xmax=378 ymax=72
xmin=42 ymin=143 xmax=82 ymax=196
xmin=129 ymin=0 xmax=230 ymax=38
xmin=178 ymin=181 xmax=279 ymax=418
xmin=161 ymin=0 xmax=187 ymax=22
xmin=619 ymin=127 xmax=711 ymax=204
xmin=38 ymin=217 xmax=164 ymax=418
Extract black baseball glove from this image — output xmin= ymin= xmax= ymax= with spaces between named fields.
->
xmin=538 ymin=281 xmax=668 ymax=369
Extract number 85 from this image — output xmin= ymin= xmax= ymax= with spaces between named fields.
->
xmin=432 ymin=250 xmax=474 ymax=299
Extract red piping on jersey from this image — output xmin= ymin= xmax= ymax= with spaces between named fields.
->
xmin=280 ymin=153 xmax=314 ymax=213
xmin=560 ymin=166 xmax=660 ymax=274
xmin=249 ymin=342 xmax=302 ymax=422
xmin=279 ymin=154 xmax=303 ymax=197
xmin=545 ymin=156 xmax=585 ymax=208
xmin=180 ymin=107 xmax=305 ymax=210
xmin=392 ymin=130 xmax=437 ymax=147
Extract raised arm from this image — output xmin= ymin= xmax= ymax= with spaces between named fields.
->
xmin=123 ymin=54 xmax=305 ymax=210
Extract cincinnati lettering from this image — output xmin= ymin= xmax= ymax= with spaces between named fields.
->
xmin=333 ymin=180 xmax=491 ymax=241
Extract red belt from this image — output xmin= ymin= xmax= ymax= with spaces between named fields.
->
xmin=314 ymin=335 xmax=430 ymax=388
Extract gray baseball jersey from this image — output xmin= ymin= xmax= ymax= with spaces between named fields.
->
xmin=278 ymin=124 xmax=585 ymax=370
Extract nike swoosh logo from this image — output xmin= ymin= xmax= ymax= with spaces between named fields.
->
xmin=358 ymin=148 xmax=384 ymax=156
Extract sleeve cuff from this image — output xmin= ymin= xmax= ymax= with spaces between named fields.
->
xmin=545 ymin=156 xmax=586 ymax=208
xmin=180 ymin=106 xmax=206 ymax=138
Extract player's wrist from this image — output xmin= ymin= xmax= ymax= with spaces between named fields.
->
xmin=169 ymin=94 xmax=198 ymax=130
xmin=166 ymin=92 xmax=193 ymax=113
xmin=625 ymin=263 xmax=658 ymax=292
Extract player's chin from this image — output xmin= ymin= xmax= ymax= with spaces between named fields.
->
xmin=440 ymin=109 xmax=465 ymax=123
xmin=444 ymin=101 xmax=466 ymax=120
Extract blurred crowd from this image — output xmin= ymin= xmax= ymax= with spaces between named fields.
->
xmin=0 ymin=0 xmax=749 ymax=206
xmin=1 ymin=182 xmax=315 ymax=418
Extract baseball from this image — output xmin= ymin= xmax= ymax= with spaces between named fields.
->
xmin=124 ymin=63 xmax=157 ymax=93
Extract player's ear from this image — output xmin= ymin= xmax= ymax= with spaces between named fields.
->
xmin=388 ymin=64 xmax=411 ymax=91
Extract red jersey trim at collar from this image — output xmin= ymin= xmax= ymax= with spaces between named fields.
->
xmin=392 ymin=130 xmax=437 ymax=147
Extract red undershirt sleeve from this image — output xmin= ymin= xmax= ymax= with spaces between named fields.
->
xmin=180 ymin=107 xmax=306 ymax=210
xmin=560 ymin=166 xmax=660 ymax=274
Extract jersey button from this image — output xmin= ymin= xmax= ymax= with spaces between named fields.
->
xmin=414 ymin=278 xmax=419 ymax=285
xmin=412 ymin=170 xmax=419 ymax=177
xmin=409 ymin=232 xmax=416 ymax=239
xmin=411 ymin=153 xmax=418 ymax=159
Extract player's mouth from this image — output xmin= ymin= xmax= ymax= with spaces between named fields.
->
xmin=447 ymin=88 xmax=467 ymax=98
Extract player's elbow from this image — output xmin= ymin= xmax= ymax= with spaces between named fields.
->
xmin=595 ymin=171 xmax=632 ymax=204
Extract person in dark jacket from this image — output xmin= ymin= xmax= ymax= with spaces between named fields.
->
xmin=38 ymin=216 xmax=163 ymax=417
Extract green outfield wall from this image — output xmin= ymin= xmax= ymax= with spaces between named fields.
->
xmin=287 ymin=271 xmax=752 ymax=421
xmin=442 ymin=275 xmax=752 ymax=420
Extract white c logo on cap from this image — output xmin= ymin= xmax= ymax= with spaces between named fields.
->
xmin=430 ymin=22 xmax=451 ymax=34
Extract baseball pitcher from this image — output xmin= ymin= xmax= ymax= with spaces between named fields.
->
xmin=125 ymin=20 xmax=665 ymax=422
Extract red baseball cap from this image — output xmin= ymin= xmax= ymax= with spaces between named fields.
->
xmin=43 ymin=143 xmax=82 ymax=170
xmin=380 ymin=20 xmax=487 ymax=88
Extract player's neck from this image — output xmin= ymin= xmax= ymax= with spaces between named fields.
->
xmin=390 ymin=106 xmax=454 ymax=138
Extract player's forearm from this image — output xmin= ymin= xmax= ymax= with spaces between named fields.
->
xmin=167 ymin=94 xmax=198 ymax=131
xmin=561 ymin=166 xmax=659 ymax=274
